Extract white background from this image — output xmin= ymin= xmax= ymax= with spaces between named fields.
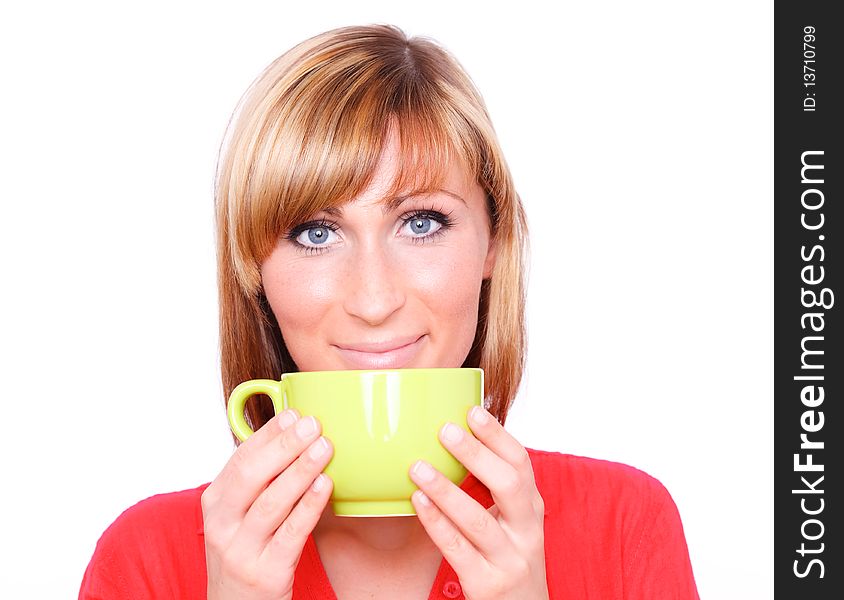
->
xmin=0 ymin=1 xmax=772 ymax=598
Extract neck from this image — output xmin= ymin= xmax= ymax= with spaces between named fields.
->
xmin=313 ymin=504 xmax=433 ymax=553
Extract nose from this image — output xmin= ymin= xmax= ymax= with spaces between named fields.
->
xmin=342 ymin=242 xmax=406 ymax=325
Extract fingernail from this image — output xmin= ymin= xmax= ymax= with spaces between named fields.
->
xmin=441 ymin=422 xmax=464 ymax=443
xmin=413 ymin=460 xmax=436 ymax=482
xmin=311 ymin=474 xmax=326 ymax=493
xmin=279 ymin=410 xmax=298 ymax=430
xmin=414 ymin=490 xmax=432 ymax=507
xmin=308 ymin=437 xmax=329 ymax=460
xmin=471 ymin=405 xmax=490 ymax=425
xmin=296 ymin=416 xmax=317 ymax=439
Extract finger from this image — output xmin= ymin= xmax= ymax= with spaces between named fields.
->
xmin=238 ymin=435 xmax=334 ymax=547
xmin=411 ymin=488 xmax=487 ymax=577
xmin=409 ymin=460 xmax=512 ymax=566
xmin=439 ymin=418 xmax=541 ymax=529
xmin=466 ymin=406 xmax=531 ymax=468
xmin=203 ymin=413 xmax=321 ymax=527
xmin=235 ymin=407 xmax=302 ymax=453
xmin=264 ymin=472 xmax=334 ymax=571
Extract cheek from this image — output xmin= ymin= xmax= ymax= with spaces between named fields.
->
xmin=407 ymin=251 xmax=484 ymax=367
xmin=262 ymin=259 xmax=337 ymax=330
xmin=408 ymin=249 xmax=485 ymax=322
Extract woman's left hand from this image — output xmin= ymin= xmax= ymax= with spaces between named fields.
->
xmin=409 ymin=405 xmax=549 ymax=600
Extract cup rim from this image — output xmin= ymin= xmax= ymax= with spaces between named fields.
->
xmin=281 ymin=367 xmax=483 ymax=378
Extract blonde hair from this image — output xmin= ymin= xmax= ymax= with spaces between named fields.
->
xmin=215 ymin=24 xmax=528 ymax=432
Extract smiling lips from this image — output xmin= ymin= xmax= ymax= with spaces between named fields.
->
xmin=333 ymin=335 xmax=427 ymax=369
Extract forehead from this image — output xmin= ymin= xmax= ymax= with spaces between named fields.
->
xmin=324 ymin=127 xmax=477 ymax=214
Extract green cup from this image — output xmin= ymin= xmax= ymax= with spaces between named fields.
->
xmin=226 ymin=367 xmax=483 ymax=517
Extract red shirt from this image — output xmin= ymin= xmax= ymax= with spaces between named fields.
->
xmin=79 ymin=448 xmax=699 ymax=599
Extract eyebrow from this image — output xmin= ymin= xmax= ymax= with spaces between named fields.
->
xmin=322 ymin=189 xmax=467 ymax=216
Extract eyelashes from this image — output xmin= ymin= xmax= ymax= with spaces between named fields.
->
xmin=284 ymin=218 xmax=338 ymax=254
xmin=284 ymin=208 xmax=456 ymax=256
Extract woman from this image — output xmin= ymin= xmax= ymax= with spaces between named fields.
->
xmin=80 ymin=24 xmax=699 ymax=599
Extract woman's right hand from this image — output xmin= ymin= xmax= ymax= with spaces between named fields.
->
xmin=201 ymin=409 xmax=334 ymax=600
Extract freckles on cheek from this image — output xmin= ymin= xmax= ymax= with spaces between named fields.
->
xmin=410 ymin=254 xmax=484 ymax=319
xmin=409 ymin=253 xmax=484 ymax=366
xmin=265 ymin=263 xmax=335 ymax=326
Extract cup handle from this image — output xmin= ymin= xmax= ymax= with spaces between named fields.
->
xmin=226 ymin=378 xmax=288 ymax=442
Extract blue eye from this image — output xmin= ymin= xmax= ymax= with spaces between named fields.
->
xmin=298 ymin=225 xmax=334 ymax=246
xmin=285 ymin=219 xmax=340 ymax=254
xmin=407 ymin=216 xmax=435 ymax=235
xmin=401 ymin=210 xmax=452 ymax=242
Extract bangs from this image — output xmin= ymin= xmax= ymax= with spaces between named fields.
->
xmin=253 ymin=101 xmax=478 ymax=243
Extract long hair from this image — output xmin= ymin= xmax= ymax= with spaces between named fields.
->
xmin=215 ymin=24 xmax=529 ymax=434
